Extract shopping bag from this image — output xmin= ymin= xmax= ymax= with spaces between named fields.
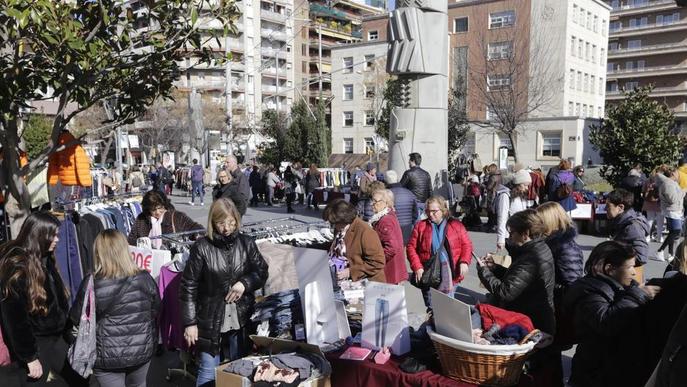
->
xmin=67 ymin=276 xmax=96 ymax=377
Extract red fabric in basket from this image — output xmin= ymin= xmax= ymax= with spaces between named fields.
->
xmin=476 ymin=304 xmax=535 ymax=333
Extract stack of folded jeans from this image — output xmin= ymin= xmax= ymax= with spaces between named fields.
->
xmin=251 ymin=289 xmax=303 ymax=339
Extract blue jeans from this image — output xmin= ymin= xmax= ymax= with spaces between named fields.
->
xmin=191 ymin=181 xmax=204 ymax=204
xmin=196 ymin=329 xmax=247 ymax=387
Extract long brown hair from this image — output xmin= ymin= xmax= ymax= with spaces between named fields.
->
xmin=0 ymin=212 xmax=61 ymax=316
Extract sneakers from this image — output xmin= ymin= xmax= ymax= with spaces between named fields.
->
xmin=668 ymin=254 xmax=675 ymax=263
xmin=188 ymin=202 xmax=195 ymax=206
xmin=200 ymin=202 xmax=205 ymax=206
xmin=654 ymin=251 xmax=666 ymax=262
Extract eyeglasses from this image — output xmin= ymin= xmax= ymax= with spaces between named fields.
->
xmin=372 ymin=199 xmax=386 ymax=205
xmin=427 ymin=209 xmax=442 ymax=215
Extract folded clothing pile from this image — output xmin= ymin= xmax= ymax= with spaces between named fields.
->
xmin=251 ymin=289 xmax=303 ymax=339
xmin=467 ymin=304 xmax=548 ymax=346
xmin=224 ymin=351 xmax=332 ymax=387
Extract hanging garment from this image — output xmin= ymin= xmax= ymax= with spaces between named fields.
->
xmin=158 ymin=265 xmax=186 ymax=350
xmin=54 ymin=214 xmax=83 ymax=304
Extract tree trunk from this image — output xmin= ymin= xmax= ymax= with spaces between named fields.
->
xmin=507 ymin=132 xmax=519 ymax=163
xmin=101 ymin=136 xmax=114 ymax=166
xmin=2 ymin=113 xmax=32 ymax=237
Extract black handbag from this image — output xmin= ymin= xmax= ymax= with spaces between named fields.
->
xmin=417 ymin=226 xmax=448 ymax=289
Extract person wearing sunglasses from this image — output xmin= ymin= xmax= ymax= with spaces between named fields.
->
xmin=572 ymin=166 xmax=586 ymax=192
xmin=180 ymin=198 xmax=268 ymax=387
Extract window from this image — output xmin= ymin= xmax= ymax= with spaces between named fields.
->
xmin=487 ymin=106 xmax=501 ymax=121
xmin=607 ymin=62 xmax=615 ymax=72
xmin=488 ymin=41 xmax=513 ymax=60
xmin=541 ymin=132 xmax=561 ymax=157
xmin=568 ymin=101 xmax=575 ymax=115
xmin=591 ymin=75 xmax=596 ymax=93
xmin=586 ymin=11 xmax=592 ymax=30
xmin=600 ymin=78 xmax=605 ymax=94
xmin=572 ymin=5 xmax=578 ymax=24
xmin=626 ymin=61 xmax=634 ymax=70
xmin=637 ymin=60 xmax=646 ymax=70
xmin=577 ymin=71 xmax=582 ymax=90
xmin=342 ymin=57 xmax=353 ymax=73
xmin=301 ymin=44 xmax=306 ymax=56
xmin=625 ymin=81 xmax=639 ymax=90
xmin=364 ymin=84 xmax=375 ymax=99
xmin=585 ymin=42 xmax=590 ymax=61
xmin=575 ymin=103 xmax=581 ymax=116
xmin=343 ymin=112 xmax=353 ymax=127
xmin=584 ymin=73 xmax=589 ymax=92
xmin=582 ymin=104 xmax=588 ymax=118
xmin=610 ymin=21 xmax=621 ymax=32
xmin=454 ymin=17 xmax=468 ymax=33
xmin=368 ymin=30 xmax=378 ymax=41
xmin=628 ymin=40 xmax=641 ymax=49
xmin=487 ymin=74 xmax=511 ymax=91
xmin=365 ymin=111 xmax=375 ymax=126
xmin=609 ymin=41 xmax=619 ymax=51
xmin=593 ymin=15 xmax=599 ymax=32
xmin=602 ymin=19 xmax=607 ymax=36
xmin=343 ymin=138 xmax=353 ymax=153
xmin=365 ymin=54 xmax=375 ymax=71
xmin=578 ymin=38 xmax=583 ymax=58
xmin=600 ymin=48 xmax=606 ymax=66
xmin=598 ymin=106 xmax=603 ymax=117
xmin=611 ymin=0 xmax=620 ymax=9
xmin=580 ymin=8 xmax=586 ymax=26
xmin=489 ymin=10 xmax=516 ymax=29
xmin=657 ymin=13 xmax=680 ymax=26
xmin=302 ymin=61 xmax=307 ymax=72
xmin=608 ymin=82 xmax=618 ymax=92
xmin=592 ymin=44 xmax=597 ymax=63
xmin=364 ymin=137 xmax=375 ymax=154
xmin=571 ymin=36 xmax=576 ymax=57
xmin=569 ymin=69 xmax=575 ymax=90
xmin=498 ymin=135 xmax=515 ymax=157
xmin=343 ymin=84 xmax=353 ymax=100
xmin=248 ymin=75 xmax=254 ymax=84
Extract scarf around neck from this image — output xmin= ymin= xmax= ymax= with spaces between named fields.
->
xmin=368 ymin=207 xmax=391 ymax=226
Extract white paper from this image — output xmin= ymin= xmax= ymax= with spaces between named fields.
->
xmin=295 ymin=248 xmax=338 ymax=346
xmin=361 ymin=282 xmax=410 ymax=355
xmin=128 ymin=246 xmax=171 ymax=279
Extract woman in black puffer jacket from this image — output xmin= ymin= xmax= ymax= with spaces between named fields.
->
xmin=180 ymin=198 xmax=268 ymax=387
xmin=563 ymin=241 xmax=660 ymax=387
xmin=537 ymin=202 xmax=584 ymax=288
xmin=477 ymin=209 xmax=556 ymax=334
xmin=69 ymin=229 xmax=160 ymax=387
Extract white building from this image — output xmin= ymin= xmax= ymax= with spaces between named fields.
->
xmin=330 ymin=41 xmax=389 ymax=154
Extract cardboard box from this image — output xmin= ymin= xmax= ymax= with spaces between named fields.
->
xmin=215 ymin=335 xmax=332 ymax=387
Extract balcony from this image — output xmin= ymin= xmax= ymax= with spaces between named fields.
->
xmin=607 ymin=84 xmax=687 ymax=99
xmin=261 ymin=29 xmax=288 ymax=42
xmin=261 ymin=47 xmax=283 ymax=57
xmin=608 ymin=42 xmax=687 ymax=58
xmin=260 ymin=9 xmax=288 ymax=24
xmin=262 ymin=67 xmax=288 ymax=78
xmin=607 ymin=64 xmax=687 ymax=78
xmin=610 ymin=20 xmax=687 ymax=37
xmin=611 ymin=0 xmax=676 ymax=17
xmin=262 ymin=84 xmax=287 ymax=94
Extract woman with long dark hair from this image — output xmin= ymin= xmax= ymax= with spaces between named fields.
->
xmin=0 ymin=212 xmax=88 ymax=386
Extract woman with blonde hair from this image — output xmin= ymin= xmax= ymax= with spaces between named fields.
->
xmin=369 ymin=189 xmax=408 ymax=284
xmin=407 ymin=196 xmax=473 ymax=306
xmin=536 ymin=202 xmax=584 ymax=289
xmin=180 ymin=198 xmax=268 ymax=387
xmin=69 ymin=229 xmax=160 ymax=387
xmin=212 ymin=169 xmax=247 ymax=216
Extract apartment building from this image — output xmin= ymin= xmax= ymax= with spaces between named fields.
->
xmin=604 ymin=0 xmax=687 ymax=129
xmin=293 ymin=0 xmax=383 ymax=111
xmin=449 ymin=0 xmax=610 ymax=168
xmin=331 ymin=41 xmax=389 ymax=154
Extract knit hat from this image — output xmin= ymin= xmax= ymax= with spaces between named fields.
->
xmin=512 ymin=169 xmax=532 ymax=185
xmin=366 ymin=162 xmax=375 ymax=171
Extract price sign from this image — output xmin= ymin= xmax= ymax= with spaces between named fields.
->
xmin=128 ymin=246 xmax=171 ymax=278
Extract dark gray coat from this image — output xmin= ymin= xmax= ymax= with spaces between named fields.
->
xmin=70 ymin=271 xmax=160 ymax=370
xmin=610 ymin=209 xmax=650 ymax=265
xmin=400 ymin=166 xmax=432 ymax=203
xmin=388 ymin=183 xmax=418 ymax=244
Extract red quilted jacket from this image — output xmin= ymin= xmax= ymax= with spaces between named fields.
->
xmin=371 ymin=210 xmax=409 ymax=285
xmin=407 ymin=218 xmax=473 ymax=283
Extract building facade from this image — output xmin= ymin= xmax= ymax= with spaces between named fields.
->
xmin=604 ymin=0 xmax=687 ymax=129
xmin=449 ymin=0 xmax=609 ymax=168
xmin=331 ymin=41 xmax=389 ymax=154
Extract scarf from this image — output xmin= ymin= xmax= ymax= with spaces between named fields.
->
xmin=368 ymin=207 xmax=391 ymax=226
xmin=328 ymin=225 xmax=350 ymax=275
xmin=364 ymin=171 xmax=377 ymax=182
xmin=150 ymin=215 xmax=163 ymax=249
xmin=431 ymin=220 xmax=453 ymax=293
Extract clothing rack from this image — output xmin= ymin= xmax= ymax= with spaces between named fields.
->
xmin=57 ymin=191 xmax=142 ymax=211
xmin=242 ymin=218 xmax=329 ymax=239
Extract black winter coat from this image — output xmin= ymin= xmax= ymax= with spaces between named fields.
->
xmin=610 ymin=209 xmax=650 ymax=265
xmin=654 ymin=302 xmax=687 ymax=387
xmin=477 ymin=238 xmax=556 ymax=334
xmin=400 ymin=166 xmax=432 ymax=203
xmin=69 ymin=271 xmax=160 ymax=370
xmin=388 ymin=183 xmax=418 ymax=244
xmin=180 ymin=233 xmax=268 ymax=355
xmin=544 ymin=227 xmax=584 ymax=287
xmin=0 ymin=255 xmax=70 ymax=365
xmin=563 ymin=275 xmax=651 ymax=387
xmin=213 ymin=183 xmax=247 ymax=216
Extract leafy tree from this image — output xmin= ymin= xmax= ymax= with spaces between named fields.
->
xmin=257 ymin=109 xmax=289 ymax=167
xmin=447 ymin=86 xmax=470 ymax=179
xmin=21 ymin=115 xmax=52 ymax=160
xmin=590 ymin=86 xmax=683 ymax=187
xmin=315 ymin=99 xmax=330 ymax=166
xmin=0 ymin=0 xmax=237 ymax=226
xmin=375 ymin=78 xmax=402 ymax=139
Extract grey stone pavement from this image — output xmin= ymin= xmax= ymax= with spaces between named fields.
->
xmin=51 ymin=190 xmax=671 ymax=386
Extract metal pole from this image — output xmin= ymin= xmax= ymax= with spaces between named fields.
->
xmin=225 ymin=36 xmax=233 ymax=155
xmin=318 ymin=25 xmax=323 ymax=97
xmin=115 ymin=126 xmax=123 ymax=178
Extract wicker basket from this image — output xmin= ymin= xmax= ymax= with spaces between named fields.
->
xmin=427 ymin=326 xmax=535 ymax=387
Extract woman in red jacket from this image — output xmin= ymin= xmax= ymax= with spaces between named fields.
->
xmin=407 ymin=195 xmax=473 ymax=306
xmin=369 ymin=189 xmax=408 ymax=284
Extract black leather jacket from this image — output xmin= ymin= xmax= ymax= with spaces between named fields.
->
xmin=400 ymin=166 xmax=432 ymax=202
xmin=70 ymin=272 xmax=160 ymax=370
xmin=180 ymin=233 xmax=268 ymax=355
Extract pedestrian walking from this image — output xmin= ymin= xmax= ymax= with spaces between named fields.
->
xmin=305 ymin=164 xmax=321 ymax=209
xmin=654 ymin=165 xmax=685 ymax=262
xmin=213 ymin=170 xmax=247 ymax=216
xmin=264 ymin=166 xmax=280 ymax=206
xmin=224 ymin=155 xmax=250 ymax=205
xmin=642 ymin=170 xmax=664 ymax=243
xmin=248 ymin=166 xmax=262 ymax=207
xmin=384 ymin=170 xmax=418 ymax=244
xmin=189 ymin=159 xmax=205 ymax=206
xmin=400 ymin=153 xmax=432 ymax=216
xmin=547 ymin=160 xmax=577 ymax=213
xmin=283 ymin=166 xmax=297 ymax=213
xmin=606 ymin=189 xmax=650 ymax=269
xmin=493 ymin=169 xmax=531 ymax=250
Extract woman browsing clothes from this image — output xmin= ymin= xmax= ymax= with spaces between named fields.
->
xmin=0 ymin=212 xmax=88 ymax=387
xmin=69 ymin=230 xmax=160 ymax=387
xmin=127 ymin=190 xmax=204 ymax=247
xmin=369 ymin=189 xmax=409 ymax=285
xmin=212 ymin=169 xmax=247 ymax=216
xmin=180 ymin=198 xmax=268 ymax=387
